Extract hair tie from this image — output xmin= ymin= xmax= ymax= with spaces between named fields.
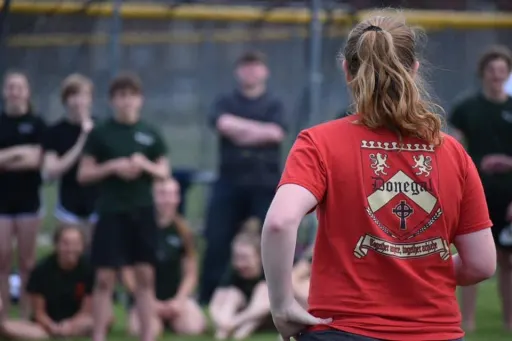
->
xmin=363 ymin=25 xmax=383 ymax=33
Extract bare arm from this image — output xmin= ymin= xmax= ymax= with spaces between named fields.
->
xmin=452 ymin=228 xmax=496 ymax=286
xmin=2 ymin=145 xmax=42 ymax=170
xmin=77 ymin=155 xmax=117 ymax=185
xmin=217 ymin=114 xmax=284 ymax=146
xmin=67 ymin=296 xmax=92 ymax=323
xmin=262 ymin=184 xmax=318 ymax=311
xmin=232 ymin=282 xmax=270 ymax=327
xmin=0 ymin=147 xmax=24 ymax=166
xmin=136 ymin=156 xmax=170 ymax=181
xmin=43 ymin=133 xmax=88 ymax=180
xmin=32 ymin=295 xmax=57 ymax=332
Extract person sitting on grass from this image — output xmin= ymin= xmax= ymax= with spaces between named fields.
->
xmin=122 ymin=178 xmax=206 ymax=338
xmin=291 ymin=245 xmax=313 ymax=308
xmin=0 ymin=226 xmax=93 ymax=340
xmin=209 ymin=217 xmax=271 ymax=340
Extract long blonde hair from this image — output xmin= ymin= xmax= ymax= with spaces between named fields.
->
xmin=342 ymin=13 xmax=443 ymax=145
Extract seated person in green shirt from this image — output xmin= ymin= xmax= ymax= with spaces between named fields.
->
xmin=0 ymin=226 xmax=93 ymax=340
xmin=77 ymin=72 xmax=170 ymax=341
xmin=209 ymin=218 xmax=269 ymax=340
xmin=291 ymin=245 xmax=313 ymax=308
xmin=122 ymin=178 xmax=206 ymax=337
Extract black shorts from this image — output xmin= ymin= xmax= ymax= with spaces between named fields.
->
xmin=91 ymin=206 xmax=158 ymax=268
xmin=0 ymin=191 xmax=40 ymax=218
xmin=298 ymin=330 xmax=464 ymax=341
xmin=55 ymin=200 xmax=97 ymax=225
xmin=486 ymin=192 xmax=512 ymax=250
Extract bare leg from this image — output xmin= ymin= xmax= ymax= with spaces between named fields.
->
xmin=0 ymin=218 xmax=14 ymax=319
xmin=14 ymin=217 xmax=40 ymax=319
xmin=209 ymin=289 xmax=246 ymax=340
xmin=460 ymin=285 xmax=478 ymax=332
xmin=134 ymin=263 xmax=155 ymax=341
xmin=232 ymin=320 xmax=261 ymax=340
xmin=60 ymin=315 xmax=94 ymax=337
xmin=127 ymin=308 xmax=162 ymax=338
xmin=231 ymin=283 xmax=271 ymax=339
xmin=294 ymin=278 xmax=310 ymax=309
xmin=169 ymin=298 xmax=206 ymax=336
xmin=497 ymin=250 xmax=512 ymax=330
xmin=0 ymin=319 xmax=48 ymax=340
xmin=92 ymin=269 xmax=116 ymax=341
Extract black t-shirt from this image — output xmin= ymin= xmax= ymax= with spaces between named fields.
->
xmin=0 ymin=112 xmax=45 ymax=194
xmin=26 ymin=254 xmax=94 ymax=322
xmin=154 ymin=224 xmax=186 ymax=301
xmin=209 ymin=90 xmax=287 ymax=187
xmin=218 ymin=266 xmax=265 ymax=300
xmin=43 ymin=119 xmax=98 ymax=215
xmin=83 ymin=118 xmax=168 ymax=213
xmin=449 ymin=93 xmax=512 ymax=194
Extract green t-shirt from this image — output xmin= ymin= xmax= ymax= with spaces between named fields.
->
xmin=83 ymin=118 xmax=167 ymax=213
xmin=449 ymin=93 xmax=512 ymax=194
xmin=219 ymin=266 xmax=265 ymax=301
xmin=154 ymin=224 xmax=185 ymax=301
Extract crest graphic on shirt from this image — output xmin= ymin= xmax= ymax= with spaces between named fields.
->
xmin=361 ymin=140 xmax=442 ymax=241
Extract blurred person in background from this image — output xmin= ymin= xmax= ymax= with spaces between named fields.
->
xmin=262 ymin=14 xmax=496 ymax=341
xmin=209 ymin=218 xmax=270 ymax=340
xmin=200 ymin=51 xmax=287 ymax=304
xmin=450 ymin=45 xmax=512 ymax=332
xmin=0 ymin=226 xmax=93 ymax=339
xmin=0 ymin=71 xmax=45 ymax=319
xmin=291 ymin=245 xmax=313 ymax=309
xmin=42 ymin=74 xmax=96 ymax=246
xmin=77 ymin=72 xmax=169 ymax=341
xmin=122 ymin=178 xmax=205 ymax=337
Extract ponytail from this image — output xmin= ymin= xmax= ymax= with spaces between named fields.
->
xmin=343 ymin=14 xmax=443 ymax=145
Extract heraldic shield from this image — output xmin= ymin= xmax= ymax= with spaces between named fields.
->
xmin=360 ymin=140 xmax=442 ymax=241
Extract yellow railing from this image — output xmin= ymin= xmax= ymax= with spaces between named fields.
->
xmin=2 ymin=1 xmax=512 ymax=28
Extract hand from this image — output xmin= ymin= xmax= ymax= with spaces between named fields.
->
xmin=161 ymin=297 xmax=184 ymax=319
xmin=113 ymin=158 xmax=142 ymax=180
xmin=47 ymin=322 xmax=63 ymax=336
xmin=271 ymin=300 xmax=331 ymax=341
xmin=56 ymin=320 xmax=73 ymax=336
xmin=481 ymin=154 xmax=512 ymax=174
xmin=130 ymin=153 xmax=149 ymax=170
xmin=81 ymin=119 xmax=94 ymax=134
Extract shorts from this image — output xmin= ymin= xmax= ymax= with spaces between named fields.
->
xmin=487 ymin=193 xmax=512 ymax=250
xmin=55 ymin=202 xmax=98 ymax=225
xmin=90 ymin=205 xmax=158 ymax=268
xmin=0 ymin=191 xmax=41 ymax=218
xmin=298 ymin=330 xmax=464 ymax=341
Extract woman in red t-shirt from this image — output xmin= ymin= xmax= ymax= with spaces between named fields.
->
xmin=261 ymin=13 xmax=497 ymax=341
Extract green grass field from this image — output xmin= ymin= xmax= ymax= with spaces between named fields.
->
xmin=35 ymin=186 xmax=510 ymax=340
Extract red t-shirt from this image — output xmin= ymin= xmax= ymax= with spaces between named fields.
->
xmin=279 ymin=115 xmax=492 ymax=341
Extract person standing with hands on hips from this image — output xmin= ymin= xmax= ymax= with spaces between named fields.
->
xmin=77 ymin=72 xmax=169 ymax=341
xmin=262 ymin=14 xmax=496 ymax=341
xmin=43 ymin=74 xmax=97 ymax=246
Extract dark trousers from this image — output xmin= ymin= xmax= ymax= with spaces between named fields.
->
xmin=198 ymin=178 xmax=274 ymax=304
xmin=298 ymin=330 xmax=464 ymax=341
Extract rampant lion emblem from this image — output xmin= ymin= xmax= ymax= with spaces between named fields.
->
xmin=369 ymin=153 xmax=389 ymax=176
xmin=412 ymin=155 xmax=432 ymax=177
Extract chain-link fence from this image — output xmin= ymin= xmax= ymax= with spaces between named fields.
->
xmin=3 ymin=1 xmax=512 ymax=225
